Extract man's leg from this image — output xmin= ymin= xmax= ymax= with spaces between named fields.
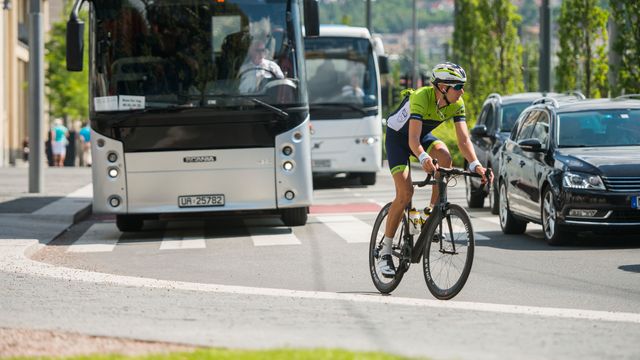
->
xmin=428 ymin=142 xmax=452 ymax=207
xmin=384 ymin=167 xmax=413 ymax=238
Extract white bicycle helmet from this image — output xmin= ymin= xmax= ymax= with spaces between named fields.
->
xmin=430 ymin=62 xmax=467 ymax=85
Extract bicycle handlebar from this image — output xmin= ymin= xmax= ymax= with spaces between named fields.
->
xmin=412 ymin=166 xmax=493 ymax=187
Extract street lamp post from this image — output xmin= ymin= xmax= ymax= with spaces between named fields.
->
xmin=539 ymin=0 xmax=551 ymax=92
xmin=28 ymin=0 xmax=44 ymax=192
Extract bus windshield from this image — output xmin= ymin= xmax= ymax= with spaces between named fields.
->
xmin=304 ymin=36 xmax=378 ymax=109
xmin=91 ymin=0 xmax=301 ymax=110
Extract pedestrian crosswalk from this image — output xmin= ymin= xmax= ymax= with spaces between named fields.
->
xmin=62 ymin=214 xmax=529 ymax=253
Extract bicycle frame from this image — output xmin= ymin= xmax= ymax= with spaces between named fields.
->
xmin=399 ymin=167 xmax=487 ymax=265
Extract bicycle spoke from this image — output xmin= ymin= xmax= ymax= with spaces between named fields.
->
xmin=423 ymin=204 xmax=475 ymax=300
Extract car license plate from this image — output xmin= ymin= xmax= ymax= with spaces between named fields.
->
xmin=178 ymin=194 xmax=224 ymax=208
xmin=632 ymin=196 xmax=640 ymax=209
xmin=313 ymin=159 xmax=331 ymax=168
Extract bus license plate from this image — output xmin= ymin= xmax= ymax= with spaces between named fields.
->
xmin=313 ymin=159 xmax=331 ymax=168
xmin=633 ymin=196 xmax=639 ymax=209
xmin=178 ymin=194 xmax=225 ymax=208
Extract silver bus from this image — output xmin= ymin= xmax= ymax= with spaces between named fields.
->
xmin=66 ymin=0 xmax=319 ymax=231
xmin=305 ymin=25 xmax=388 ymax=186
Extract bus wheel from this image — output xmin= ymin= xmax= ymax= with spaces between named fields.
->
xmin=116 ymin=215 xmax=144 ymax=232
xmin=281 ymin=207 xmax=308 ymax=226
xmin=360 ymin=172 xmax=377 ymax=186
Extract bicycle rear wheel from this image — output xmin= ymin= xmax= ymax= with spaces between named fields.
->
xmin=369 ymin=202 xmax=408 ymax=294
xmin=422 ymin=204 xmax=474 ymax=300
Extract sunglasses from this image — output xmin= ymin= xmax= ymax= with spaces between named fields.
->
xmin=450 ymin=84 xmax=464 ymax=91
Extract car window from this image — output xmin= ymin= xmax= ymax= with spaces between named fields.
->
xmin=531 ymin=111 xmax=550 ymax=148
xmin=557 ymin=109 xmax=640 ymax=147
xmin=501 ymin=102 xmax=531 ymax=132
xmin=477 ymin=104 xmax=489 ymax=126
xmin=516 ymin=111 xmax=540 ymax=141
xmin=484 ymin=105 xmax=496 ymax=130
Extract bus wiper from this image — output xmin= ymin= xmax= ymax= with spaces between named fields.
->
xmin=250 ymin=98 xmax=290 ymax=119
xmin=311 ymin=102 xmax=374 ymax=115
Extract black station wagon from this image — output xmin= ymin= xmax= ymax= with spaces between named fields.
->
xmin=467 ymin=91 xmax=585 ymax=214
xmin=498 ymin=95 xmax=640 ymax=245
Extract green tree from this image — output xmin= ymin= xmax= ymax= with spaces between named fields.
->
xmin=609 ymin=0 xmax=640 ymax=96
xmin=45 ymin=1 xmax=89 ymax=122
xmin=555 ymin=0 xmax=609 ymax=98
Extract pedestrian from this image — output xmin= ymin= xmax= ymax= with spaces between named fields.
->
xmin=50 ymin=118 xmax=69 ymax=167
xmin=78 ymin=122 xmax=92 ymax=167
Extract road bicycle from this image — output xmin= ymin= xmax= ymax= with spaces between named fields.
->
xmin=369 ymin=165 xmax=489 ymax=300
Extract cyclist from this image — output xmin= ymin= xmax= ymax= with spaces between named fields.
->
xmin=378 ymin=62 xmax=490 ymax=278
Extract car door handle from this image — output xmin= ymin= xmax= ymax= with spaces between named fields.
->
xmin=519 ymin=160 xmax=526 ymax=167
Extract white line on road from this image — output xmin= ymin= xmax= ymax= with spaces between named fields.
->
xmin=244 ymin=219 xmax=301 ymax=246
xmin=67 ymin=223 xmax=120 ymax=253
xmin=33 ymin=184 xmax=93 ymax=216
xmin=160 ymin=230 xmax=207 ymax=250
xmin=316 ymin=215 xmax=372 ymax=243
xmin=4 ymin=241 xmax=640 ymax=325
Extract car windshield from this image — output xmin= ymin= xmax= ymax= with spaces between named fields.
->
xmin=501 ymin=103 xmax=531 ymax=131
xmin=557 ymin=109 xmax=640 ymax=147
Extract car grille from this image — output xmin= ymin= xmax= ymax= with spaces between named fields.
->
xmin=608 ymin=211 xmax=640 ymax=222
xmin=602 ymin=176 xmax=640 ymax=192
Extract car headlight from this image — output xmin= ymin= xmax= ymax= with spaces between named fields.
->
xmin=562 ymin=171 xmax=605 ymax=190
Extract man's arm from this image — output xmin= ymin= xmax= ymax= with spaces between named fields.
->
xmin=455 ymin=121 xmax=490 ymax=182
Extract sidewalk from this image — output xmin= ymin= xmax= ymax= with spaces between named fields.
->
xmin=0 ymin=166 xmax=92 ymax=247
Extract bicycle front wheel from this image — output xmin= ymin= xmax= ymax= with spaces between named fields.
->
xmin=422 ymin=204 xmax=475 ymax=300
xmin=369 ymin=202 xmax=407 ymax=294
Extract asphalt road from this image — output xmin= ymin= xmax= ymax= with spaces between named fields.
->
xmin=4 ymin=169 xmax=640 ymax=359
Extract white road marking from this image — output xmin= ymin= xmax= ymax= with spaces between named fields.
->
xmin=160 ymin=231 xmax=207 ymax=250
xmin=243 ymin=219 xmax=300 ymax=246
xmin=4 ymin=241 xmax=640 ymax=325
xmin=316 ymin=215 xmax=372 ymax=243
xmin=473 ymin=215 xmax=501 ymax=225
xmin=67 ymin=223 xmax=120 ymax=253
xmin=33 ymin=184 xmax=93 ymax=215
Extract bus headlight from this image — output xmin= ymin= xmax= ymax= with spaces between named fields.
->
xmin=355 ymin=137 xmax=376 ymax=145
xmin=284 ymin=190 xmax=295 ymax=200
xmin=282 ymin=145 xmax=293 ymax=156
xmin=107 ymin=152 xmax=118 ymax=163
xmin=108 ymin=195 xmax=121 ymax=208
xmin=283 ymin=161 xmax=294 ymax=171
xmin=108 ymin=167 xmax=119 ymax=178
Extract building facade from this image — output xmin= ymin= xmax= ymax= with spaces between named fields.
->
xmin=1 ymin=0 xmax=52 ymax=167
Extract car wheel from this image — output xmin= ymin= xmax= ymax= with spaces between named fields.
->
xmin=465 ymin=174 xmax=485 ymax=208
xmin=499 ymin=181 xmax=527 ymax=234
xmin=542 ymin=188 xmax=568 ymax=246
xmin=489 ymin=176 xmax=499 ymax=215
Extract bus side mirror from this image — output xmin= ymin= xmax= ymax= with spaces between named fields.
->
xmin=66 ymin=17 xmax=85 ymax=71
xmin=378 ymin=55 xmax=389 ymax=75
xmin=304 ymin=0 xmax=320 ymax=37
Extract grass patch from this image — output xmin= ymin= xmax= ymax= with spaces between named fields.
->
xmin=8 ymin=348 xmax=422 ymax=360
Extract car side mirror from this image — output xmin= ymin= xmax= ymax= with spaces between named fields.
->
xmin=518 ymin=138 xmax=543 ymax=152
xmin=471 ymin=124 xmax=489 ymax=138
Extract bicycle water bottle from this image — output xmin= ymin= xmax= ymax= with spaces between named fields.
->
xmin=408 ymin=208 xmax=420 ymax=235
xmin=419 ymin=207 xmax=430 ymax=226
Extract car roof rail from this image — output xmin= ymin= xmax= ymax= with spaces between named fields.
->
xmin=487 ymin=93 xmax=502 ymax=104
xmin=565 ymin=90 xmax=586 ymax=99
xmin=532 ymin=97 xmax=559 ymax=108
xmin=614 ymin=94 xmax=640 ymax=100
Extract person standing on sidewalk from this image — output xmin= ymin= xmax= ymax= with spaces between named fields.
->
xmin=50 ymin=118 xmax=69 ymax=167
xmin=78 ymin=122 xmax=91 ymax=167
